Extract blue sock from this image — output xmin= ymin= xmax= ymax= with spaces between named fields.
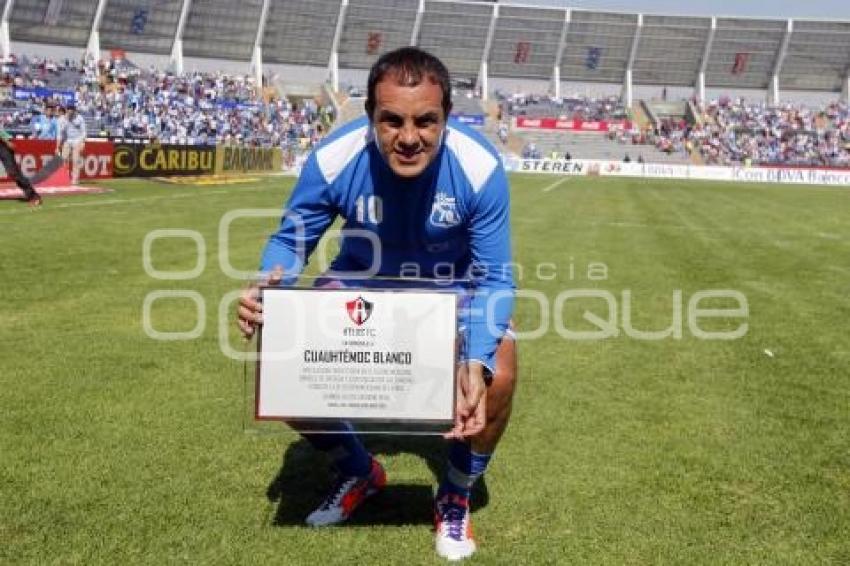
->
xmin=438 ymin=440 xmax=492 ymax=503
xmin=301 ymin=422 xmax=372 ymax=478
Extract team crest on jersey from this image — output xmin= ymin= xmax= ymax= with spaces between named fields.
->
xmin=346 ymin=296 xmax=373 ymax=326
xmin=429 ymin=192 xmax=460 ymax=228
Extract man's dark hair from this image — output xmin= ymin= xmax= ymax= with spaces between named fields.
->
xmin=365 ymin=47 xmax=452 ymax=119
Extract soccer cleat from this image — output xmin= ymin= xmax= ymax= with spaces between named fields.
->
xmin=26 ymin=195 xmax=43 ymax=208
xmin=305 ymin=458 xmax=386 ymax=527
xmin=434 ymin=494 xmax=476 ymax=561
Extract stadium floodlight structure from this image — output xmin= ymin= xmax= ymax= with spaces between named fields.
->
xmin=4 ymin=0 xmax=850 ymax=105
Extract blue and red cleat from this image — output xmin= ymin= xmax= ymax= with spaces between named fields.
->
xmin=305 ymin=458 xmax=386 ymax=527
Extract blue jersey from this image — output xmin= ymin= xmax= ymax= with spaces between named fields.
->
xmin=32 ymin=115 xmax=58 ymax=140
xmin=261 ymin=116 xmax=514 ymax=373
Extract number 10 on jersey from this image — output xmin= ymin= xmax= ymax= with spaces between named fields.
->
xmin=355 ymin=195 xmax=383 ymax=224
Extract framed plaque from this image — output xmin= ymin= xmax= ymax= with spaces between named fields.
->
xmin=256 ymin=287 xmax=458 ymax=429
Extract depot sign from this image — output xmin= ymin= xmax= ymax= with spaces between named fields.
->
xmin=112 ymin=143 xmax=215 ymax=177
xmin=0 ymin=139 xmax=113 ymax=181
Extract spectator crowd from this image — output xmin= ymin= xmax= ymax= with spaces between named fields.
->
xmin=5 ymin=56 xmax=850 ymax=169
xmin=690 ymin=98 xmax=850 ymax=167
xmin=612 ymin=97 xmax=850 ymax=167
xmin=1 ymin=53 xmax=334 ymax=152
xmin=497 ymin=90 xmax=628 ymax=122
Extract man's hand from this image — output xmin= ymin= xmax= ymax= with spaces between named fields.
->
xmin=236 ymin=265 xmax=283 ymax=339
xmin=445 ymin=362 xmax=487 ymax=440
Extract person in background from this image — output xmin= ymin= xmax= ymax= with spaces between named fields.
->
xmin=33 ymin=104 xmax=58 ymax=140
xmin=0 ymin=127 xmax=42 ymax=207
xmin=56 ymin=104 xmax=86 ymax=185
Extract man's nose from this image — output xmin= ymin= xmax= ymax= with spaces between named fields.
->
xmin=398 ymin=123 xmax=418 ymax=147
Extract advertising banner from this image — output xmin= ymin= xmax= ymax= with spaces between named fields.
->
xmin=515 ymin=158 xmax=589 ymax=175
xmin=515 ymin=117 xmax=632 ymax=132
xmin=0 ymin=139 xmax=113 ymax=181
xmin=13 ymin=86 xmax=76 ymax=104
xmin=112 ymin=143 xmax=215 ymax=177
xmin=509 ymin=158 xmax=850 ymax=187
xmin=453 ymin=114 xmax=485 ymax=127
xmin=214 ymin=146 xmax=282 ymax=175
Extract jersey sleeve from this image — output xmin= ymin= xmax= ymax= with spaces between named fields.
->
xmin=259 ymin=152 xmax=337 ymax=283
xmin=462 ymin=165 xmax=515 ymax=375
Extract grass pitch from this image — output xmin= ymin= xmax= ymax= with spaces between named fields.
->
xmin=1 ymin=174 xmax=848 ymax=565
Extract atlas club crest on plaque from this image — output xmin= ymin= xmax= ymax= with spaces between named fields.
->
xmin=346 ymin=296 xmax=373 ymax=326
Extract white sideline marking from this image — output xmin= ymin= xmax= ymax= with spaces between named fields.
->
xmin=0 ymin=188 xmax=243 ymax=215
xmin=541 ymin=178 xmax=569 ymax=193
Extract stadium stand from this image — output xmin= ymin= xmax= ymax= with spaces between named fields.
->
xmin=0 ymin=52 xmax=333 ymax=149
xmin=3 ymin=0 xmax=850 ymax=165
xmin=418 ymin=0 xmax=492 ymax=80
xmin=489 ymin=5 xmax=563 ymax=80
xmin=100 ymin=0 xmax=182 ymax=55
xmin=561 ymin=11 xmax=638 ymax=87
xmin=337 ymin=0 xmax=418 ymax=71
xmin=181 ymin=0 xmax=263 ymax=61
xmin=6 ymin=0 xmax=850 ymax=102
xmin=693 ymin=98 xmax=850 ymax=166
xmin=9 ymin=0 xmax=95 ymax=47
xmin=499 ymin=92 xmax=627 ymax=121
xmin=632 ymin=16 xmax=710 ymax=88
xmin=263 ymin=0 xmax=339 ymax=68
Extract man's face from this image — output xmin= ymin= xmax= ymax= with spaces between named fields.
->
xmin=371 ymin=74 xmax=448 ymax=178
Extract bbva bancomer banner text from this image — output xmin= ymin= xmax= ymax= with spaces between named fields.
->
xmin=505 ymin=158 xmax=850 ymax=186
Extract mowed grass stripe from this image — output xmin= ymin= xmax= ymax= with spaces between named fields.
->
xmin=1 ymin=175 xmax=848 ymax=564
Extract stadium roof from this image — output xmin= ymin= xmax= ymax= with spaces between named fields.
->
xmin=2 ymin=0 xmax=849 ymax=103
